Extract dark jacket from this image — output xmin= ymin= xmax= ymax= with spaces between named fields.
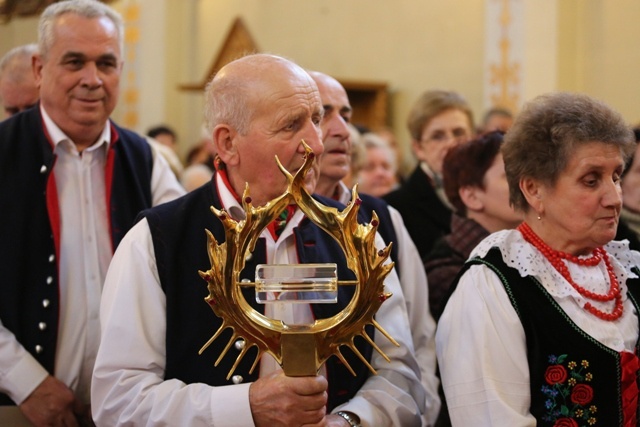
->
xmin=384 ymin=166 xmax=451 ymax=258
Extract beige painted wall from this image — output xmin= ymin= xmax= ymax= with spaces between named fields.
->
xmin=1 ymin=1 xmax=640 ymax=168
xmin=168 ymin=0 xmax=486 ymax=170
xmin=558 ymin=0 xmax=640 ymax=127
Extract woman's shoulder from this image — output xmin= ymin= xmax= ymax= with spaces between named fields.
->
xmin=606 ymin=239 xmax=640 ymax=275
xmin=469 ymin=229 xmax=521 ymax=259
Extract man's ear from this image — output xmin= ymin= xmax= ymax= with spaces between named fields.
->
xmin=213 ymin=125 xmax=239 ymax=166
xmin=459 ymin=186 xmax=483 ymax=212
xmin=33 ymin=54 xmax=43 ymax=88
xmin=520 ymin=176 xmax=544 ymax=214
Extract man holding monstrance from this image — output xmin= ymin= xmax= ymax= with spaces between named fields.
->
xmin=92 ymin=54 xmax=424 ymax=427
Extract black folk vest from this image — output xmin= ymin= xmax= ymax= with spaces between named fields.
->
xmin=0 ymin=106 xmax=153 ymax=405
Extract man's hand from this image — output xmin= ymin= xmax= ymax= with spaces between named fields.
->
xmin=249 ymin=371 xmax=328 ymax=427
xmin=18 ymin=375 xmax=81 ymax=427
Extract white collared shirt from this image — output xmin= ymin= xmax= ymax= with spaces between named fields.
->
xmin=46 ymin=107 xmax=113 ymax=404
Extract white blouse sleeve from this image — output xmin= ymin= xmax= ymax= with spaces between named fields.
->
xmin=435 ymin=264 xmax=536 ymax=427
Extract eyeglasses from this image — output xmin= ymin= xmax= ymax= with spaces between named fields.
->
xmin=421 ymin=128 xmax=470 ymax=143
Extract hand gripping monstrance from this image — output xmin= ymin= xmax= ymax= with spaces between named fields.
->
xmin=198 ymin=141 xmax=398 ymax=377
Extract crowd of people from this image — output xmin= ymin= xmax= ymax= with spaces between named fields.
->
xmin=1 ymin=1 xmax=640 ymax=426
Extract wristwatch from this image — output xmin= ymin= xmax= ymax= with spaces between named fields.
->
xmin=336 ymin=411 xmax=362 ymax=427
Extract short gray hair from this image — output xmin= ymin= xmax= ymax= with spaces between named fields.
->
xmin=503 ymin=92 xmax=635 ymax=212
xmin=0 ymin=43 xmax=38 ymax=83
xmin=38 ymin=0 xmax=124 ymax=59
xmin=203 ymin=71 xmax=253 ymax=136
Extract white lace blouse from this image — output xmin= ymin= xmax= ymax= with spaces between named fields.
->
xmin=435 ymin=229 xmax=640 ymax=427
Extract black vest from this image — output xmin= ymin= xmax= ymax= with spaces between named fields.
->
xmin=141 ymin=177 xmax=374 ymax=411
xmin=459 ymin=248 xmax=640 ymax=426
xmin=0 ymin=106 xmax=154 ymax=405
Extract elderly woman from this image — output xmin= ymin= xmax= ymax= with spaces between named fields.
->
xmin=385 ymin=90 xmax=474 ymax=258
xmin=436 ymin=92 xmax=640 ymax=426
xmin=424 ymin=131 xmax=521 ymax=320
xmin=356 ymin=132 xmax=399 ymax=197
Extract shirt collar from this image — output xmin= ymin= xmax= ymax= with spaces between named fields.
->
xmin=40 ymin=104 xmax=111 ymax=154
xmin=215 ymin=172 xmax=305 ymax=237
xmin=337 ymin=181 xmax=351 ymax=205
xmin=216 ymin=172 xmax=246 ymax=221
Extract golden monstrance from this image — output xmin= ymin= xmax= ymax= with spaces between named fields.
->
xmin=199 ymin=142 xmax=398 ymax=377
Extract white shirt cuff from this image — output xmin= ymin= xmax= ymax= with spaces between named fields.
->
xmin=1 ymin=353 xmax=49 ymax=404
xmin=210 ymin=383 xmax=255 ymax=427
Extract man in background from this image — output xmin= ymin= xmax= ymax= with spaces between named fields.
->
xmin=311 ymin=70 xmax=441 ymax=426
xmin=92 ymin=53 xmax=424 ymax=426
xmin=0 ymin=1 xmax=184 ymax=425
xmin=0 ymin=43 xmax=39 ymax=118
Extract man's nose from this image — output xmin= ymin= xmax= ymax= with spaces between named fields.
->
xmin=300 ymin=122 xmax=324 ymax=157
xmin=80 ymin=62 xmax=103 ymax=88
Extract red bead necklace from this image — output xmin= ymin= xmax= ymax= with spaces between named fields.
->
xmin=517 ymin=222 xmax=623 ymax=321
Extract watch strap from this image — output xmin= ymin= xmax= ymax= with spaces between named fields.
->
xmin=336 ymin=410 xmax=361 ymax=427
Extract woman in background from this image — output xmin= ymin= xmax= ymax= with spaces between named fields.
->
xmin=424 ymin=131 xmax=521 ymax=320
xmin=384 ymin=90 xmax=474 ymax=258
xmin=356 ymin=132 xmax=399 ymax=198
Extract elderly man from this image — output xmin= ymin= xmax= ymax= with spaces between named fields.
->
xmin=0 ymin=43 xmax=39 ymax=118
xmin=92 ymin=53 xmax=424 ymax=426
xmin=0 ymin=1 xmax=184 ymax=425
xmin=310 ymin=70 xmax=440 ymax=426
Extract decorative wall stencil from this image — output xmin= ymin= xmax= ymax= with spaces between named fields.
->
xmin=485 ymin=0 xmax=523 ymax=113
xmin=120 ymin=1 xmax=141 ymax=129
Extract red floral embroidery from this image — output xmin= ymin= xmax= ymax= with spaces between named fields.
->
xmin=546 ymin=365 xmax=568 ymax=385
xmin=542 ymin=355 xmax=598 ymax=426
xmin=571 ymin=384 xmax=594 ymax=406
xmin=554 ymin=418 xmax=579 ymax=427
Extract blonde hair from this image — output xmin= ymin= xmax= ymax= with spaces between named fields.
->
xmin=407 ymin=90 xmax=474 ymax=141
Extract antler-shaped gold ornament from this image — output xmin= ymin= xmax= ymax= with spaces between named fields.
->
xmin=198 ymin=141 xmax=397 ymax=377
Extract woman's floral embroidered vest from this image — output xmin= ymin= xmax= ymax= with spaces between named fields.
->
xmin=467 ymin=248 xmax=640 ymax=427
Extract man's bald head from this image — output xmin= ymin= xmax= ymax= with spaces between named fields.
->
xmin=204 ymin=54 xmax=318 ymax=136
